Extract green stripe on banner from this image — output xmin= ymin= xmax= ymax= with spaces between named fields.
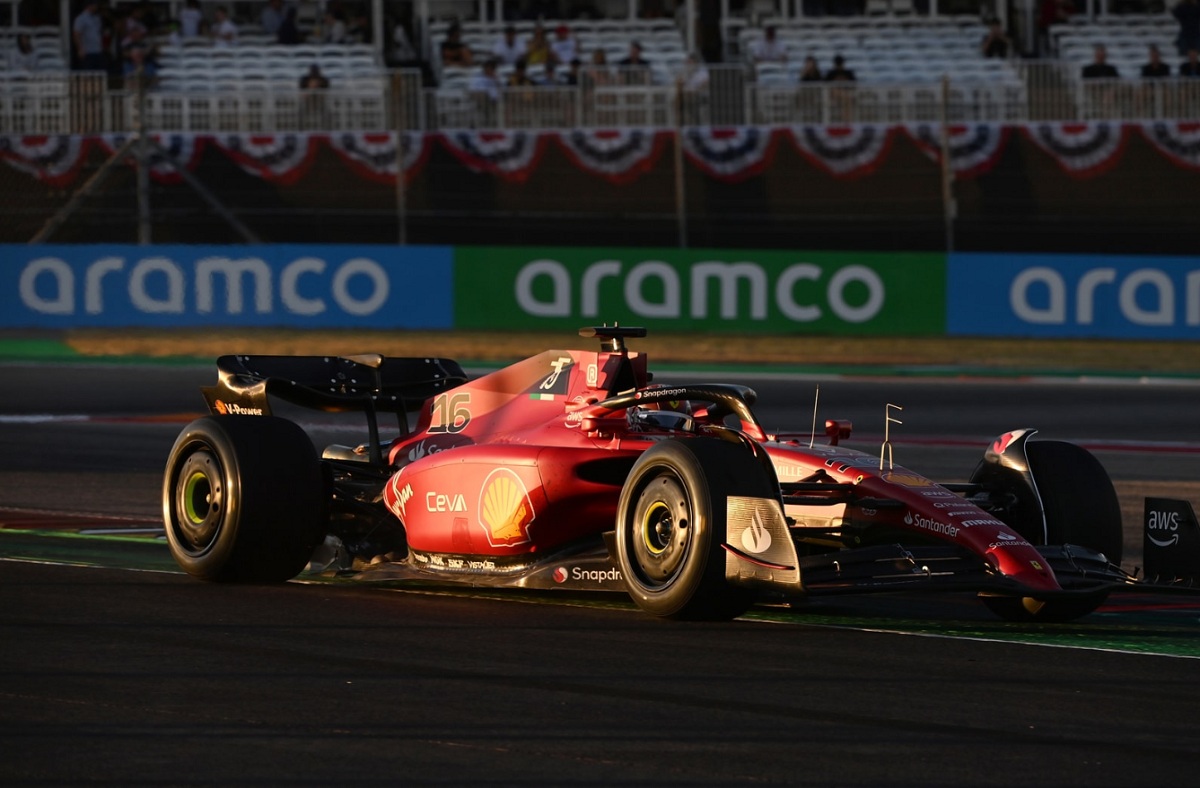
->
xmin=454 ymin=247 xmax=946 ymax=335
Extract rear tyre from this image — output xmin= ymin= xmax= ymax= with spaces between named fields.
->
xmin=163 ymin=416 xmax=325 ymax=582
xmin=983 ymin=440 xmax=1122 ymax=623
xmin=615 ymin=438 xmax=771 ymax=620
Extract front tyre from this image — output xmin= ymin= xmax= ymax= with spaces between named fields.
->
xmin=163 ymin=416 xmax=325 ymax=582
xmin=983 ymin=440 xmax=1123 ymax=623
xmin=615 ymin=438 xmax=771 ymax=620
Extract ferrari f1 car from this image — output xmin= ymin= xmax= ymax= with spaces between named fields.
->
xmin=165 ymin=326 xmax=1159 ymax=622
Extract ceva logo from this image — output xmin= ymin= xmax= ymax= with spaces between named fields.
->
xmin=513 ymin=259 xmax=886 ymax=323
xmin=17 ymin=255 xmax=391 ymax=317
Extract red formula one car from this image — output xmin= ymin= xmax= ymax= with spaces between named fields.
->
xmin=164 ymin=326 xmax=1144 ymax=622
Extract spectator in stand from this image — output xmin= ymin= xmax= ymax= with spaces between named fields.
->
xmin=122 ymin=33 xmax=158 ymax=89
xmin=617 ymin=40 xmax=652 ymax=84
xmin=1174 ymin=0 xmax=1200 ymax=57
xmin=469 ymin=57 xmax=502 ymax=101
xmin=551 ymin=24 xmax=578 ymax=65
xmin=1037 ymin=0 xmax=1073 ymax=56
xmin=212 ymin=6 xmax=238 ymax=48
xmin=540 ymin=57 xmax=563 ymax=85
xmin=825 ymin=54 xmax=855 ymax=81
xmin=1142 ymin=44 xmax=1171 ymax=77
xmin=300 ymin=62 xmax=330 ymax=89
xmin=179 ymin=0 xmax=203 ymax=38
xmin=1181 ymin=47 xmax=1200 ymax=75
xmin=260 ymin=0 xmax=285 ymax=37
xmin=525 ymin=24 xmax=552 ymax=66
xmin=585 ymin=48 xmax=614 ymax=87
xmin=492 ymin=24 xmax=525 ymax=66
xmin=122 ymin=4 xmax=148 ymax=45
xmin=73 ymin=0 xmax=108 ymax=71
xmin=300 ymin=63 xmax=330 ymax=130
xmin=508 ymin=57 xmax=535 ymax=87
xmin=321 ymin=10 xmax=348 ymax=44
xmin=563 ymin=57 xmax=582 ymax=86
xmin=8 ymin=33 xmax=38 ymax=72
xmin=1082 ymin=44 xmax=1118 ymax=78
xmin=441 ymin=23 xmax=473 ymax=67
xmin=751 ymin=25 xmax=788 ymax=64
xmin=981 ymin=19 xmax=1011 ymax=58
xmin=278 ymin=7 xmax=302 ymax=44
xmin=798 ymin=55 xmax=821 ymax=82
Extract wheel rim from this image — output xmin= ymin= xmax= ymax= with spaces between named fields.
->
xmin=172 ymin=450 xmax=224 ymax=554
xmin=630 ymin=474 xmax=692 ymax=587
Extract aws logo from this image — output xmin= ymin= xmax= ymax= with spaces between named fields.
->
xmin=1147 ymin=509 xmax=1181 ymax=547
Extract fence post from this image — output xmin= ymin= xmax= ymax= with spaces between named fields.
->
xmin=392 ymin=72 xmax=408 ymax=246
xmin=673 ymin=80 xmax=688 ymax=249
xmin=136 ymin=70 xmax=152 ymax=245
xmin=940 ymin=75 xmax=956 ymax=254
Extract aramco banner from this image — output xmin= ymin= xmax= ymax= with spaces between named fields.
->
xmin=0 ymin=245 xmax=455 ymax=328
xmin=453 ymin=248 xmax=947 ymax=335
xmin=948 ymin=253 xmax=1200 ymax=340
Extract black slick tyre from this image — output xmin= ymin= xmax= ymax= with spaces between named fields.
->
xmin=983 ymin=440 xmax=1123 ymax=623
xmin=163 ymin=415 xmax=325 ymax=582
xmin=615 ymin=437 xmax=772 ymax=620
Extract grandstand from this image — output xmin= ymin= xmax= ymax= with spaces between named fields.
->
xmin=428 ymin=17 xmax=689 ymax=86
xmin=1050 ymin=13 xmax=1188 ymax=76
xmin=1 ymin=10 xmax=1199 ymax=133
xmin=0 ymin=25 xmax=67 ymax=70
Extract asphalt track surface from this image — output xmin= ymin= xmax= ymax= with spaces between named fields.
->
xmin=3 ymin=361 xmax=1200 ymax=785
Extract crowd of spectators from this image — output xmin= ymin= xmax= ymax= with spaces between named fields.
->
xmin=7 ymin=0 xmax=1199 ymax=103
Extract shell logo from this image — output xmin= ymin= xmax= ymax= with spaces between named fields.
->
xmin=882 ymin=471 xmax=932 ymax=488
xmin=478 ymin=468 xmax=535 ymax=547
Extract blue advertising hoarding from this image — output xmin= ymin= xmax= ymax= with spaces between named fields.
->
xmin=0 ymin=245 xmax=455 ymax=328
xmin=948 ymin=253 xmax=1200 ymax=340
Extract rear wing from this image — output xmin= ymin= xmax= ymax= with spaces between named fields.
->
xmin=201 ymin=354 xmax=467 ymax=417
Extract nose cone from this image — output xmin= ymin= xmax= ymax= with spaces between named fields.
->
xmin=988 ymin=544 xmax=1060 ymax=593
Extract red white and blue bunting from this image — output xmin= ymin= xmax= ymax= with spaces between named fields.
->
xmin=903 ymin=123 xmax=1010 ymax=177
xmin=326 ymin=131 xmax=431 ymax=183
xmin=786 ymin=124 xmax=894 ymax=178
xmin=212 ymin=133 xmax=319 ymax=184
xmin=554 ymin=128 xmax=669 ymax=184
xmin=1021 ymin=122 xmax=1130 ymax=177
xmin=437 ymin=130 xmax=547 ymax=182
xmin=0 ymin=134 xmax=90 ymax=187
xmin=680 ymin=126 xmax=778 ymax=182
xmin=95 ymin=133 xmax=206 ymax=184
xmin=1 ymin=124 xmax=1195 ymax=187
xmin=1139 ymin=121 xmax=1200 ymax=171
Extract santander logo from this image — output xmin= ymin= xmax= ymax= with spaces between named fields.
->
xmin=741 ymin=510 xmax=772 ymax=554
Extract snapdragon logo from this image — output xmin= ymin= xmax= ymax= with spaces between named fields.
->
xmin=514 ymin=259 xmax=886 ymax=324
xmin=18 ymin=255 xmax=390 ymax=317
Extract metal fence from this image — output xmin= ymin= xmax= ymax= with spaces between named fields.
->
xmin=3 ymin=62 xmax=1200 ymax=135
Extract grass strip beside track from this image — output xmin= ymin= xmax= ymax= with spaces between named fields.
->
xmin=2 ymin=329 xmax=1200 ymax=378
